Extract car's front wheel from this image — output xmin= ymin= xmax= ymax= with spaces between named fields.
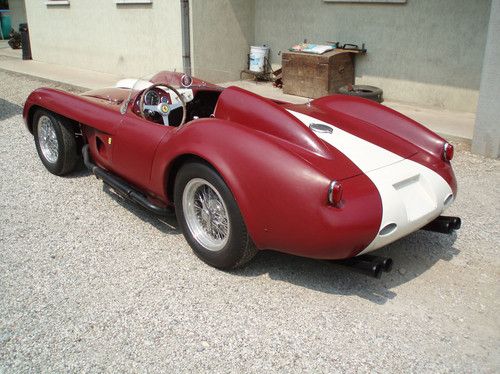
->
xmin=33 ymin=109 xmax=78 ymax=176
xmin=174 ymin=161 xmax=257 ymax=269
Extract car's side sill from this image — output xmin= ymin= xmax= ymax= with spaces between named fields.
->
xmin=82 ymin=145 xmax=172 ymax=216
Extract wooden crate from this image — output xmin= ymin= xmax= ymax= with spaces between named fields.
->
xmin=282 ymin=50 xmax=356 ymax=98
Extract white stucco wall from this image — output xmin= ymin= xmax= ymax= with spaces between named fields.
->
xmin=472 ymin=0 xmax=500 ymax=158
xmin=254 ymin=0 xmax=492 ymax=112
xmin=190 ymin=0 xmax=254 ymax=83
xmin=24 ymin=0 xmax=183 ymax=78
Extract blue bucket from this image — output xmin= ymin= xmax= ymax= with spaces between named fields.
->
xmin=1 ymin=13 xmax=12 ymax=39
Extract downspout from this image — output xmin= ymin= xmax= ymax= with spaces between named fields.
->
xmin=180 ymin=0 xmax=192 ymax=76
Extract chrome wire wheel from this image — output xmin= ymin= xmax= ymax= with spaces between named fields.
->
xmin=37 ymin=115 xmax=59 ymax=164
xmin=182 ymin=178 xmax=230 ymax=252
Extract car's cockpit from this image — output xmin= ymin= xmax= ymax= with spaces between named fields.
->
xmin=131 ymin=86 xmax=222 ymax=127
xmin=116 ymin=71 xmax=224 ymax=127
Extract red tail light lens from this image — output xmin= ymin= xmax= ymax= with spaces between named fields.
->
xmin=328 ymin=181 xmax=343 ymax=206
xmin=443 ymin=143 xmax=454 ymax=161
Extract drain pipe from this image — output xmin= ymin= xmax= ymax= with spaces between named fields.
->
xmin=180 ymin=0 xmax=192 ymax=76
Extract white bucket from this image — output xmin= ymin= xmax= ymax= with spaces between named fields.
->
xmin=249 ymin=45 xmax=269 ymax=72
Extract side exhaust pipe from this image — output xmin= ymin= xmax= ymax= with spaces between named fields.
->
xmin=421 ymin=215 xmax=461 ymax=234
xmin=334 ymin=254 xmax=393 ymax=278
xmin=82 ymin=145 xmax=171 ymax=215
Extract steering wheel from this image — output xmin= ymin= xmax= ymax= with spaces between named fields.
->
xmin=139 ymin=83 xmax=187 ymax=126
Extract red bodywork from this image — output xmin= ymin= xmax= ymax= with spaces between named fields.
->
xmin=23 ymin=71 xmax=457 ymax=260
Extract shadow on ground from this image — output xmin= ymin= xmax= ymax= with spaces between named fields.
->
xmin=64 ymin=167 xmax=92 ymax=179
xmin=103 ymin=184 xmax=180 ymax=236
xmin=91 ymin=173 xmax=459 ymax=305
xmin=0 ymin=99 xmax=22 ymax=121
xmin=233 ymin=231 xmax=459 ymax=304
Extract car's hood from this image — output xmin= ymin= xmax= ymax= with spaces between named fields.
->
xmin=81 ymin=87 xmax=131 ymax=105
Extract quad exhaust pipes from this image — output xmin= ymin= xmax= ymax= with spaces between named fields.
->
xmin=421 ymin=215 xmax=461 ymax=234
xmin=82 ymin=145 xmax=170 ymax=215
xmin=334 ymin=255 xmax=393 ymax=279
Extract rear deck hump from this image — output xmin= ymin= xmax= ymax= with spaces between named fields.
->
xmin=214 ymin=86 xmax=329 ymax=157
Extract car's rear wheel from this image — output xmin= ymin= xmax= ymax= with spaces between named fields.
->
xmin=33 ymin=109 xmax=78 ymax=176
xmin=174 ymin=161 xmax=257 ymax=269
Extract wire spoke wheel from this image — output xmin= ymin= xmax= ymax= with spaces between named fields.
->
xmin=33 ymin=109 xmax=78 ymax=176
xmin=175 ymin=162 xmax=257 ymax=269
xmin=37 ymin=115 xmax=59 ymax=164
xmin=182 ymin=178 xmax=231 ymax=252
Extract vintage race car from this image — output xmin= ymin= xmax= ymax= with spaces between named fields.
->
xmin=23 ymin=71 xmax=461 ymax=277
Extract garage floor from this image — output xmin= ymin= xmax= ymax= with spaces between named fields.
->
xmin=0 ymin=70 xmax=498 ymax=372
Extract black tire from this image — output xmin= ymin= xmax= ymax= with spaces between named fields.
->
xmin=339 ymin=85 xmax=383 ymax=103
xmin=33 ymin=109 xmax=78 ymax=176
xmin=174 ymin=161 xmax=257 ymax=269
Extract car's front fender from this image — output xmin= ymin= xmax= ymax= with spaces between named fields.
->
xmin=22 ymin=88 xmax=121 ymax=135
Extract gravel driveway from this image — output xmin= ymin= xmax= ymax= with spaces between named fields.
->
xmin=0 ymin=70 xmax=499 ymax=373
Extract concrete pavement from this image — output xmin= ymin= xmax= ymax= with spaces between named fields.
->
xmin=0 ymin=42 xmax=474 ymax=140
xmin=0 ymin=41 xmax=120 ymax=90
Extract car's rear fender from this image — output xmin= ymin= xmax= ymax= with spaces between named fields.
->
xmin=149 ymin=118 xmax=382 ymax=257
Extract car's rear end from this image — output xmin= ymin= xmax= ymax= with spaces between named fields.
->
xmin=213 ymin=86 xmax=458 ymax=261
xmin=284 ymin=95 xmax=457 ymax=256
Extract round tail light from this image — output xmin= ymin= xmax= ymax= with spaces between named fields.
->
xmin=443 ymin=143 xmax=454 ymax=161
xmin=328 ymin=181 xmax=343 ymax=207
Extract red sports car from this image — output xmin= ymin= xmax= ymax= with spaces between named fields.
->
xmin=23 ymin=71 xmax=460 ymax=277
